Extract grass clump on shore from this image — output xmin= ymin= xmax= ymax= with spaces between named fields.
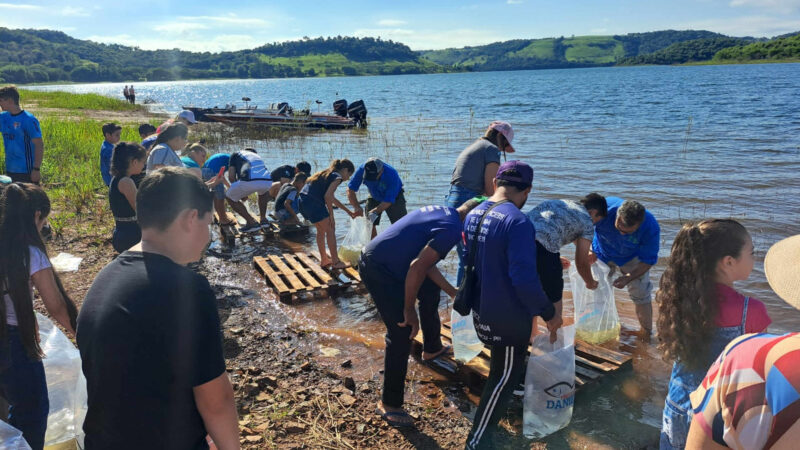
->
xmin=19 ymin=89 xmax=145 ymax=112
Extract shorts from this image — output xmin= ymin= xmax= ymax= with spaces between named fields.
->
xmin=202 ymin=167 xmax=225 ymax=200
xmin=608 ymin=257 xmax=653 ymax=304
xmin=298 ymin=194 xmax=329 ymax=224
xmin=226 ymin=179 xmax=272 ymax=202
xmin=366 ymin=190 xmax=407 ymax=226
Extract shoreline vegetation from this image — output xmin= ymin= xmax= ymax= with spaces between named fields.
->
xmin=0 ymin=28 xmax=798 ymax=85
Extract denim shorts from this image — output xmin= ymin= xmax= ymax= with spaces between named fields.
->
xmin=202 ymin=167 xmax=226 ymax=200
xmin=298 ymin=194 xmax=329 ymax=224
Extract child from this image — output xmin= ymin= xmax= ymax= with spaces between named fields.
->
xmin=274 ymin=173 xmax=307 ymax=225
xmin=100 ymin=123 xmax=122 ymax=187
xmin=0 ymin=86 xmax=44 ymax=184
xmin=109 ymin=142 xmax=146 ymax=253
xmin=0 ymin=183 xmax=78 ymax=450
xmin=298 ymin=159 xmax=357 ymax=269
xmin=657 ymin=219 xmax=771 ymax=450
xmin=180 ymin=143 xmax=207 ymax=179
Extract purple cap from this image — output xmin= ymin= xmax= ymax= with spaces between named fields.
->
xmin=495 ymin=160 xmax=533 ymax=187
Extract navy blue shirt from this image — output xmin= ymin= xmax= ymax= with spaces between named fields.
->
xmin=301 ymin=171 xmax=342 ymax=203
xmin=363 ymin=205 xmax=461 ymax=281
xmin=347 ymin=162 xmax=403 ymax=203
xmin=592 ymin=196 xmax=660 ymax=266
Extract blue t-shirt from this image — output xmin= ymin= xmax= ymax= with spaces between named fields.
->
xmin=464 ymin=201 xmax=554 ymax=345
xmin=363 ymin=205 xmax=461 ymax=281
xmin=347 ymin=162 xmax=403 ymax=203
xmin=180 ymin=156 xmax=200 ymax=168
xmin=202 ymin=153 xmax=230 ymax=174
xmin=1 ymin=110 xmax=42 ymax=174
xmin=301 ymin=171 xmax=342 ymax=203
xmin=100 ymin=141 xmax=114 ymax=186
xmin=141 ymin=134 xmax=157 ymax=150
xmin=592 ymin=196 xmax=660 ymax=266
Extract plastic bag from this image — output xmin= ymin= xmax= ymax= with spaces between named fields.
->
xmin=339 ymin=216 xmax=372 ymax=266
xmin=50 ymin=253 xmax=82 ymax=272
xmin=523 ymin=324 xmax=576 ymax=439
xmin=0 ymin=421 xmax=32 ymax=450
xmin=37 ymin=313 xmax=87 ymax=448
xmin=450 ymin=309 xmax=483 ymax=363
xmin=569 ymin=260 xmax=620 ymax=344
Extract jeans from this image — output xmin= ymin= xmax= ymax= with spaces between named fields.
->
xmin=0 ymin=327 xmax=49 ymax=450
xmin=444 ymin=184 xmax=479 ymax=285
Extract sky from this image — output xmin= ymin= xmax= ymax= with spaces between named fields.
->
xmin=0 ymin=0 xmax=799 ymax=52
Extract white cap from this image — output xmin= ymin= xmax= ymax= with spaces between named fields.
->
xmin=177 ymin=110 xmax=198 ymax=124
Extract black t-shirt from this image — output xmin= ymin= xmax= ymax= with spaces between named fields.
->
xmin=270 ymin=165 xmax=294 ymax=182
xmin=77 ymin=251 xmax=226 ymax=450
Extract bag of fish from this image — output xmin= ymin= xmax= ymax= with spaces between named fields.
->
xmin=339 ymin=216 xmax=372 ymax=266
xmin=570 ymin=260 xmax=620 ymax=344
xmin=523 ymin=324 xmax=576 ymax=439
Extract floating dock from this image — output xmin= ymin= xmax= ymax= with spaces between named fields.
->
xmin=253 ymin=252 xmax=362 ymax=302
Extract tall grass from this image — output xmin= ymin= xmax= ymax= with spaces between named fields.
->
xmin=19 ymin=89 xmax=145 ymax=112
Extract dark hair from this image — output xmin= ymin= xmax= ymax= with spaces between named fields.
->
xmin=0 ymin=184 xmax=78 ymax=359
xmin=296 ymin=161 xmax=311 ymax=175
xmin=0 ymin=85 xmax=20 ymax=105
xmin=154 ymin=122 xmax=188 ymax=147
xmin=136 ymin=167 xmax=213 ymax=231
xmin=292 ymin=172 xmax=308 ymax=184
xmin=307 ymin=159 xmax=354 ymax=184
xmin=138 ymin=123 xmax=156 ymax=137
xmin=496 ymin=171 xmax=529 ymax=191
xmin=181 ymin=143 xmax=207 ymax=157
xmin=580 ymin=193 xmax=608 ymax=218
xmin=111 ymin=142 xmax=147 ymax=177
xmin=243 ymin=147 xmax=257 ymax=153
xmin=483 ymin=128 xmax=508 ymax=147
xmin=657 ymin=219 xmax=750 ymax=369
xmin=102 ymin=122 xmax=121 ymax=136
xmin=618 ymin=200 xmax=646 ymax=227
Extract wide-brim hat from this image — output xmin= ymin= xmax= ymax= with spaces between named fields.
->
xmin=764 ymin=234 xmax=800 ymax=309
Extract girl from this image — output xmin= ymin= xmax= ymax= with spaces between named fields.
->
xmin=657 ymin=219 xmax=771 ymax=450
xmin=146 ymin=122 xmax=188 ymax=174
xmin=0 ymin=183 xmax=78 ymax=450
xmin=299 ymin=159 xmax=357 ymax=269
xmin=110 ymin=142 xmax=146 ymax=253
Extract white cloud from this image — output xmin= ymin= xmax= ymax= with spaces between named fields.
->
xmin=0 ymin=3 xmax=41 ymax=10
xmin=680 ymin=15 xmax=800 ymax=37
xmin=507 ymin=0 xmax=524 ymax=4
xmin=177 ymin=14 xmax=270 ymax=27
xmin=61 ymin=6 xmax=89 ymax=17
xmin=729 ymin=0 xmax=800 ymax=14
xmin=378 ymin=19 xmax=406 ymax=26
xmin=153 ymin=22 xmax=210 ymax=34
xmin=353 ymin=27 xmax=507 ymax=50
xmin=86 ymin=32 xmax=264 ymax=52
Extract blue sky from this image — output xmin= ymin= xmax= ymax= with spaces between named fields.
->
xmin=1 ymin=0 xmax=798 ymax=52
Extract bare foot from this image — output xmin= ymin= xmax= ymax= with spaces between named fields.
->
xmin=319 ymin=257 xmax=333 ymax=268
xmin=331 ymin=260 xmax=348 ymax=269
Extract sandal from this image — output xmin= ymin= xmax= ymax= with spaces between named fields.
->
xmin=331 ymin=261 xmax=349 ymax=270
xmin=422 ymin=344 xmax=453 ymax=362
xmin=375 ymin=407 xmax=415 ymax=428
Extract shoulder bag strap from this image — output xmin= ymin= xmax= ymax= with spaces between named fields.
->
xmin=464 ymin=200 xmax=510 ymax=270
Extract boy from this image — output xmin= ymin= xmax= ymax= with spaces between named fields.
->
xmin=274 ymin=172 xmax=307 ymax=225
xmin=225 ymin=148 xmax=272 ymax=232
xmin=100 ymin=123 xmax=122 ymax=186
xmin=77 ymin=167 xmax=239 ymax=450
xmin=0 ymin=85 xmax=44 ymax=184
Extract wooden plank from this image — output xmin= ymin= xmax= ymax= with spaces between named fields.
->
xmin=253 ymin=257 xmax=292 ymax=295
xmin=575 ymin=364 xmax=602 ymax=381
xmin=284 ymin=254 xmax=322 ymax=289
xmin=575 ymin=354 xmax=618 ymax=372
xmin=575 ymin=341 xmax=631 ymax=367
xmin=267 ymin=255 xmax=306 ymax=291
xmin=295 ymin=253 xmax=335 ymax=285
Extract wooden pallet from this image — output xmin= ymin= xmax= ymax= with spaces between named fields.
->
xmin=253 ymin=252 xmax=362 ymax=302
xmin=413 ymin=322 xmax=632 ymax=393
xmin=213 ymin=211 xmax=240 ymax=245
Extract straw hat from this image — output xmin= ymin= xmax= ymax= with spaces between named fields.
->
xmin=765 ymin=234 xmax=800 ymax=309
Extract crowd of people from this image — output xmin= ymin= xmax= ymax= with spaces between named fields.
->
xmin=1 ymin=84 xmax=799 ymax=450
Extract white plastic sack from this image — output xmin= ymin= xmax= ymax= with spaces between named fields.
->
xmin=0 ymin=420 xmax=32 ymax=450
xmin=50 ymin=253 xmax=82 ymax=273
xmin=569 ymin=260 xmax=620 ymax=344
xmin=339 ymin=216 xmax=372 ymax=266
xmin=450 ymin=309 xmax=483 ymax=363
xmin=37 ymin=313 xmax=87 ymax=448
xmin=523 ymin=324 xmax=576 ymax=439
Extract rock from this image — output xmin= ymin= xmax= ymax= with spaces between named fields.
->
xmin=408 ymin=411 xmax=420 ymax=420
xmin=230 ymin=327 xmax=244 ymax=335
xmin=284 ymin=421 xmax=306 ymax=434
xmin=254 ymin=422 xmax=270 ymax=432
xmin=300 ymin=361 xmax=312 ymax=371
xmin=261 ymin=375 xmax=278 ymax=388
xmin=343 ymin=376 xmax=356 ymax=392
xmin=358 ymin=383 xmax=371 ymax=394
xmin=244 ymin=383 xmax=260 ymax=395
xmin=339 ymin=393 xmax=357 ymax=407
xmin=255 ymin=392 xmax=271 ymax=402
xmin=247 ymin=366 xmax=262 ymax=375
xmin=244 ymin=435 xmax=263 ymax=443
xmin=340 ymin=359 xmax=352 ymax=368
xmin=357 ymin=423 xmax=366 ymax=434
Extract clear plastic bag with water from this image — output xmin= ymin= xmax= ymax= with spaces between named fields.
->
xmin=0 ymin=420 xmax=32 ymax=450
xmin=339 ymin=216 xmax=372 ymax=266
xmin=450 ymin=308 xmax=483 ymax=363
xmin=569 ymin=260 xmax=620 ymax=344
xmin=523 ymin=324 xmax=576 ymax=439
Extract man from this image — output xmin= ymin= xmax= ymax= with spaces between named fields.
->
xmin=138 ymin=123 xmax=157 ymax=151
xmin=128 ymin=85 xmax=135 ymax=104
xmin=100 ymin=122 xmax=122 ymax=186
xmin=359 ymin=199 xmax=483 ymax=428
xmin=0 ymin=85 xmax=44 ymax=184
xmin=464 ymin=160 xmax=561 ymax=450
xmin=590 ymin=197 xmax=660 ymax=335
xmin=76 ymin=167 xmax=239 ymax=450
xmin=347 ymin=157 xmax=406 ymax=237
xmin=225 ymin=148 xmax=272 ymax=233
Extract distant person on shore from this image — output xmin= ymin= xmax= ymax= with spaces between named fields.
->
xmin=686 ymin=233 xmax=799 ymax=449
xmin=123 ymin=85 xmax=129 ymax=102
xmin=274 ymin=173 xmax=307 ymax=225
xmin=590 ymin=197 xmax=660 ymax=335
xmin=347 ymin=157 xmax=407 ymax=238
xmin=157 ymin=110 xmax=197 ymax=134
xmin=0 ymin=86 xmax=44 ymax=184
xmin=138 ymin=123 xmax=157 ymax=151
xmin=298 ymin=159 xmax=357 ymax=269
xmin=128 ymin=85 xmax=135 ymax=104
xmin=447 ymin=121 xmax=515 ymax=284
xmin=100 ymin=122 xmax=122 ymax=186
xmin=360 ymin=200 xmax=483 ymax=428
xmin=77 ymin=167 xmax=239 ymax=450
xmin=0 ymin=183 xmax=78 ymax=450
xmin=657 ymin=219 xmax=770 ymax=449
xmin=109 ymin=143 xmax=147 ymax=253
xmin=146 ymin=123 xmax=188 ymax=174
xmin=225 ymin=148 xmax=273 ymax=233
xmin=202 ymin=152 xmax=232 ymax=225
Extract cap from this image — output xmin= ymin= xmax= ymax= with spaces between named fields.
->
xmin=177 ymin=110 xmax=198 ymax=124
xmin=495 ymin=160 xmax=533 ymax=187
xmin=102 ymin=122 xmax=122 ymax=135
xmin=363 ymin=157 xmax=384 ymax=181
xmin=489 ymin=121 xmax=515 ymax=153
xmin=765 ymin=234 xmax=800 ymax=310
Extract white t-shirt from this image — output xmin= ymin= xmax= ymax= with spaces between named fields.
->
xmin=4 ymin=246 xmax=51 ymax=325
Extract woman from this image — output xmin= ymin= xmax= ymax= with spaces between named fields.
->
xmin=146 ymin=122 xmax=187 ymax=174
xmin=0 ymin=183 xmax=78 ymax=450
xmin=109 ymin=142 xmax=147 ymax=253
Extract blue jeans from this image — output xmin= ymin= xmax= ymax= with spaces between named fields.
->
xmin=0 ymin=327 xmax=49 ymax=450
xmin=444 ymin=184 xmax=479 ymax=285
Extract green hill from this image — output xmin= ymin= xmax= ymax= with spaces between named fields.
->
xmin=618 ymin=37 xmax=752 ymax=65
xmin=713 ymin=34 xmax=800 ymax=62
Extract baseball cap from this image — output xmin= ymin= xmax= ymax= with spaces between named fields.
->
xmin=495 ymin=160 xmax=533 ymax=187
xmin=489 ymin=121 xmax=515 ymax=153
xmin=102 ymin=122 xmax=122 ymax=135
xmin=177 ymin=110 xmax=198 ymax=124
xmin=765 ymin=234 xmax=800 ymax=309
xmin=363 ymin=157 xmax=384 ymax=181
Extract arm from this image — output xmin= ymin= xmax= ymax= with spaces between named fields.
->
xmin=32 ymin=268 xmax=76 ymax=336
xmin=194 ymin=373 xmax=240 ymax=450
xmin=371 ymin=201 xmax=393 ymax=215
xmin=284 ymin=198 xmax=300 ymax=223
xmin=118 ymin=177 xmax=138 ymax=212
xmin=574 ymin=238 xmax=598 ymax=289
xmin=482 ymin=162 xmax=500 ymax=196
xmin=324 ymin=179 xmax=355 ymax=218
xmin=346 ymin=188 xmax=364 ymax=217
xmin=31 ymin=138 xmax=44 ymax=183
xmin=426 ymin=265 xmax=457 ymax=298
xmin=613 ymin=261 xmax=652 ymax=288
xmin=100 ymin=144 xmax=112 ymax=186
xmin=398 ymin=245 xmax=444 ymax=339
xmin=686 ymin=418 xmax=727 ymax=450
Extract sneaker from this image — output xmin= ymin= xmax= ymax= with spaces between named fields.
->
xmin=239 ymin=223 xmax=261 ymax=233
xmin=260 ymin=219 xmax=272 ymax=230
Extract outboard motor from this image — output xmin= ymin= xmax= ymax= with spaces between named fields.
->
xmin=347 ymin=100 xmax=367 ymax=127
xmin=333 ymin=99 xmax=348 ymax=117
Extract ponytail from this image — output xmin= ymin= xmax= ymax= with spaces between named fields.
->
xmin=307 ymin=158 xmax=354 ymax=184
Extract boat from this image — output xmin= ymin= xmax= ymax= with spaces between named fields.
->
xmin=183 ymin=98 xmax=367 ymax=129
